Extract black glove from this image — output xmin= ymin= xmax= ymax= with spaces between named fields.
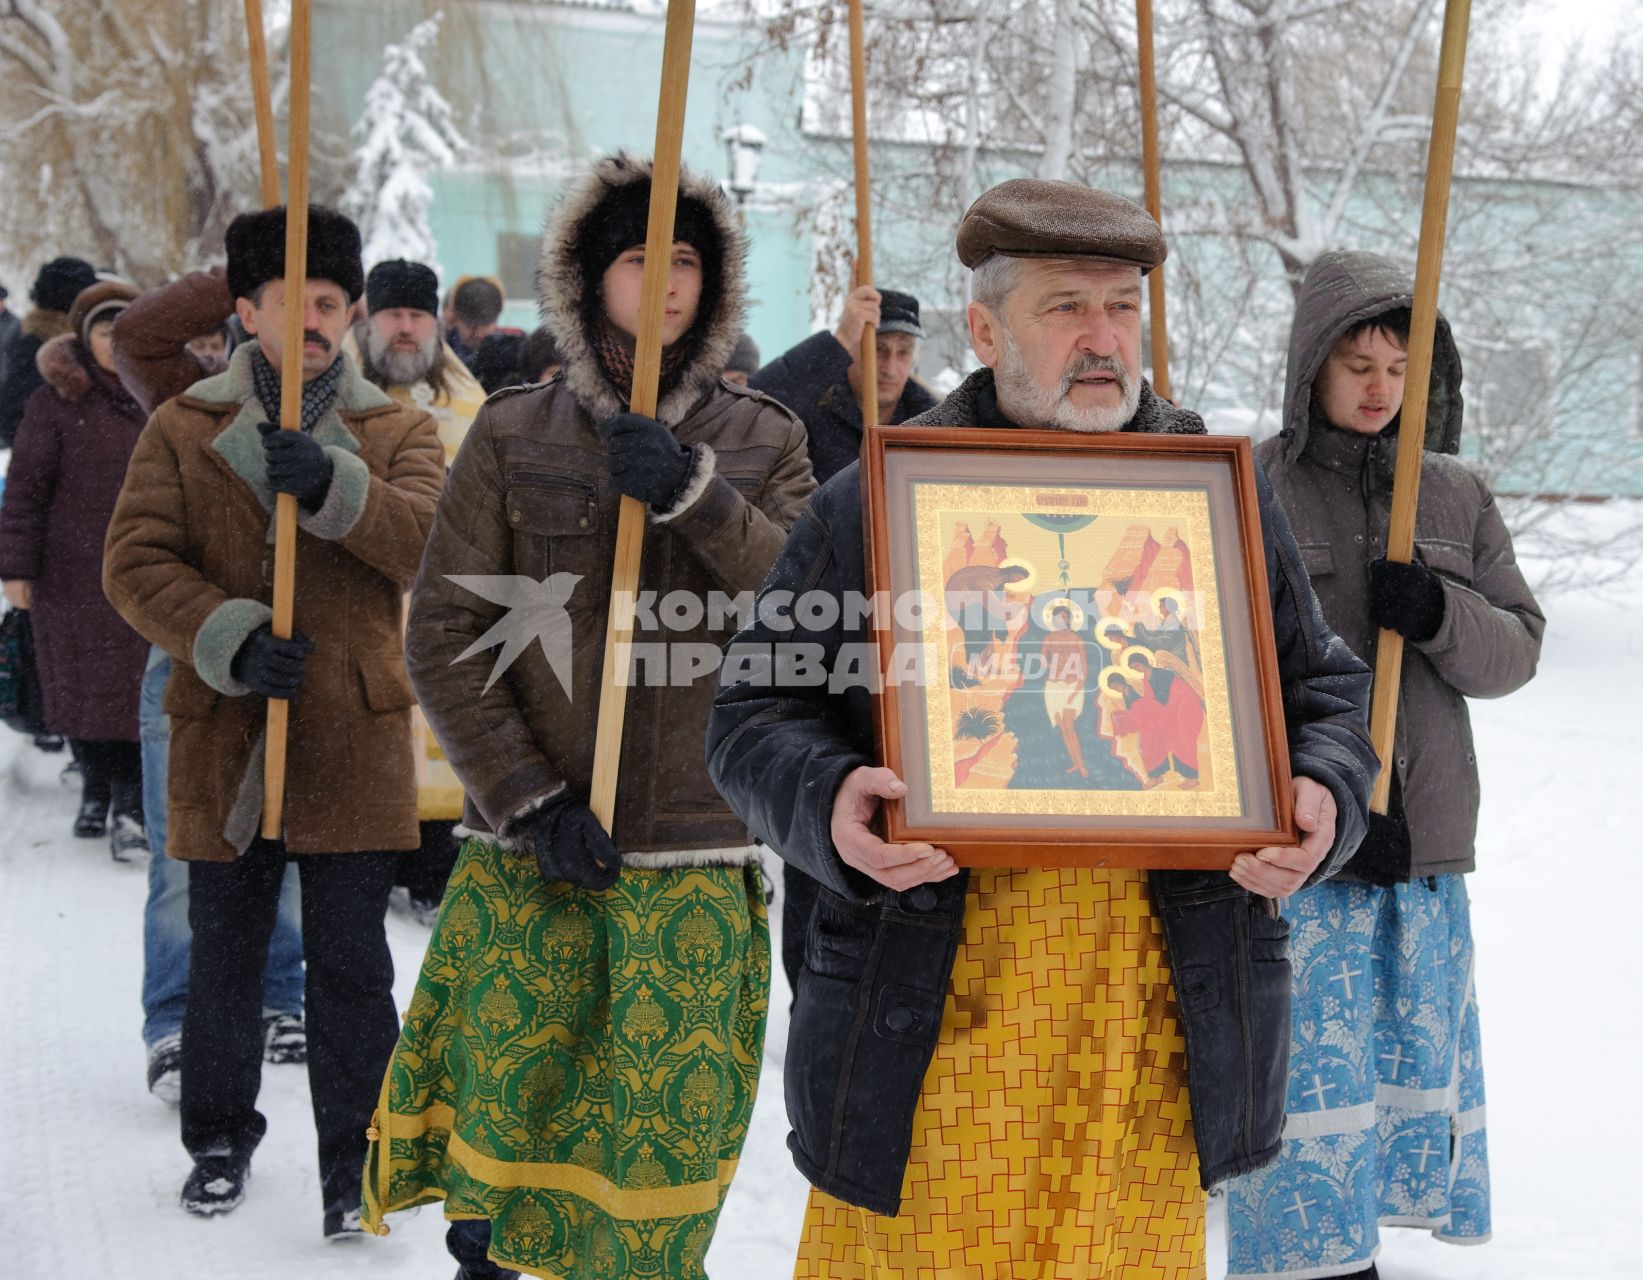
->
xmin=600 ymin=412 xmax=697 ymax=510
xmin=515 ymin=790 xmax=623 ymax=891
xmin=1344 ymin=811 xmax=1412 ymax=887
xmin=1368 ymin=556 xmax=1445 ymax=643
xmin=230 ymin=623 xmax=314 ymax=699
xmin=256 ymin=420 xmax=335 ymax=512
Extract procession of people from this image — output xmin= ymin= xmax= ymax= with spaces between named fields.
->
xmin=0 ymin=4 xmax=1550 ymax=1278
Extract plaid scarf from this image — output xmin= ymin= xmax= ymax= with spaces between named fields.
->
xmin=250 ymin=344 xmax=344 ymax=431
xmin=591 ymin=321 xmax=690 ymax=408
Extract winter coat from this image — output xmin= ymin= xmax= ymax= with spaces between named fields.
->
xmin=0 ymin=308 xmax=73 ymax=448
xmin=1260 ymin=249 xmax=1544 ymax=877
xmin=103 ymin=343 xmax=444 ymax=859
xmin=404 ymin=154 xmax=817 ymax=864
xmin=0 ymin=309 xmax=19 ymax=384
xmin=111 ymin=270 xmax=235 ymax=416
xmin=706 ymin=365 xmax=1378 ymax=1212
xmin=0 ymin=338 xmax=149 ymax=740
xmin=748 ymin=331 xmax=938 ymax=483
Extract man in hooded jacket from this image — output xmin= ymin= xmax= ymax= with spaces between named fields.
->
xmin=361 ymin=153 xmax=815 ymax=1280
xmin=708 ymin=180 xmax=1378 ymax=1276
xmin=1223 ymin=250 xmax=1543 ymax=1280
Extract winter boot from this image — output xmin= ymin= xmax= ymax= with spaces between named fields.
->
xmin=146 ymin=1033 xmax=182 ymax=1105
xmin=262 ymin=1011 xmax=307 ymax=1064
xmin=323 ymin=1204 xmax=365 ymax=1242
xmin=180 ymin=1145 xmax=251 ymax=1216
xmin=109 ymin=813 xmax=148 ymax=861
xmin=73 ymin=796 xmax=108 ymax=838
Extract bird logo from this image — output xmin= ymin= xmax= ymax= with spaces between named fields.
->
xmin=444 ymin=573 xmax=581 ymax=695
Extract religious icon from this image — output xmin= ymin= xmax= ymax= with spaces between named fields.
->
xmin=864 ymin=426 xmax=1295 ymax=868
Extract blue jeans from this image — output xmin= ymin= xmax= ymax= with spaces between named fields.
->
xmin=140 ymin=648 xmax=305 ymax=1048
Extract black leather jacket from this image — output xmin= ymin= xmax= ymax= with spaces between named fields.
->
xmin=706 ymin=370 xmax=1376 ymax=1213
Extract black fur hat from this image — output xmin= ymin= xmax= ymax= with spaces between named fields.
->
xmin=367 ymin=259 xmax=439 ymax=315
xmin=30 ymin=257 xmax=98 ymax=313
xmin=225 ymin=205 xmax=365 ymax=303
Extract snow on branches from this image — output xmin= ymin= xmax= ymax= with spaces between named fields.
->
xmin=340 ymin=13 xmax=472 ymax=275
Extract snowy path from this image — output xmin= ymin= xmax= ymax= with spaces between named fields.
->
xmin=5 ymin=535 xmax=1639 ymax=1278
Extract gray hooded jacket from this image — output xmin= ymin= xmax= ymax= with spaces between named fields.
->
xmin=1257 ymin=250 xmax=1545 ymax=876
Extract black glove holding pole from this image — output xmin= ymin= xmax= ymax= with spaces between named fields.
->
xmin=516 ymin=790 xmax=624 ymax=891
xmin=230 ymin=624 xmax=314 ymax=700
xmin=599 ymin=412 xmax=697 ymax=510
xmin=256 ymin=420 xmax=335 ymax=512
xmin=1368 ymin=556 xmax=1446 ymax=643
xmin=1342 ymin=811 xmax=1413 ymax=887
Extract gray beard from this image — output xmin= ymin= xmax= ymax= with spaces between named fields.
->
xmin=994 ymin=326 xmax=1140 ymax=433
xmin=366 ymin=326 xmax=440 ymax=387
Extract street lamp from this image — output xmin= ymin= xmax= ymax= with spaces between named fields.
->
xmin=723 ymin=123 xmax=767 ymax=210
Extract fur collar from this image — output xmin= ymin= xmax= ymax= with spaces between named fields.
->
xmin=21 ymin=308 xmax=72 ymax=343
xmin=182 ymin=341 xmax=392 ymax=510
xmin=536 ymin=152 xmax=747 ymax=425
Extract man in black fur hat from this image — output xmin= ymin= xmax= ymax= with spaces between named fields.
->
xmin=104 ymin=205 xmax=445 ymax=1235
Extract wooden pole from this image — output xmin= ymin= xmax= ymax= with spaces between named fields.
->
xmin=261 ymin=0 xmax=312 ymax=840
xmin=1134 ymin=0 xmax=1170 ymax=401
xmin=1368 ymin=0 xmax=1472 ymax=814
xmin=847 ymin=0 xmax=878 ymax=426
xmin=587 ymin=0 xmax=698 ymax=832
xmin=244 ymin=0 xmax=280 ymax=207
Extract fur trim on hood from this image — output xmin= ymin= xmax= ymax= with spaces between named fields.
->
xmin=21 ymin=308 xmax=73 ymax=344
xmin=536 ymin=152 xmax=747 ymax=425
xmin=35 ymin=334 xmax=92 ymax=403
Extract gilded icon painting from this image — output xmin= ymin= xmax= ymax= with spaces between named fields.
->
xmin=918 ymin=482 xmax=1238 ymax=818
xmin=865 ymin=427 xmax=1294 ymax=868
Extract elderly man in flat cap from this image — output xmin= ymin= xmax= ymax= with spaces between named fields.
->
xmin=104 ymin=205 xmax=444 ymax=1235
xmin=707 ymin=180 xmax=1377 ymax=1276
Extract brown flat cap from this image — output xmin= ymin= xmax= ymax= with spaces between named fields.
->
xmin=957 ymin=179 xmax=1167 ymax=273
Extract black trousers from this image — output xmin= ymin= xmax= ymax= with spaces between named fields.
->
xmin=397 ymin=818 xmax=459 ymax=908
xmin=781 ymin=861 xmax=820 ymax=1001
xmin=180 ymin=837 xmax=399 ymax=1211
xmin=69 ymin=738 xmax=141 ymax=815
xmin=448 ymin=1218 xmax=514 ymax=1278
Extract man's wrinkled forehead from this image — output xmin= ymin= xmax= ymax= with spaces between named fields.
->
xmin=1016 ymin=258 xmax=1143 ymax=304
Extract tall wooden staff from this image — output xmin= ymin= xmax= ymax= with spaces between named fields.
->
xmin=1134 ymin=0 xmax=1170 ymax=400
xmin=1368 ymin=0 xmax=1472 ymax=813
xmin=847 ymin=0 xmax=878 ymax=425
xmin=588 ymin=0 xmax=699 ymax=831
xmin=244 ymin=0 xmax=280 ymax=208
xmin=261 ymin=0 xmax=313 ymax=838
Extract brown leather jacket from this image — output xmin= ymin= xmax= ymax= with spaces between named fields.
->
xmin=404 ymin=154 xmax=816 ymax=863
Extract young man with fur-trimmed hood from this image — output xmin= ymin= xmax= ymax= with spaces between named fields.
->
xmin=103 ymin=205 xmax=445 ymax=1234
xmin=360 ymin=154 xmax=815 ymax=1280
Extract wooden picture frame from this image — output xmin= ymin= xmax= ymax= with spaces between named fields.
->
xmin=862 ymin=425 xmax=1295 ymax=869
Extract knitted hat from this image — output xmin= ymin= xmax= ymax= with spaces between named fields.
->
xmin=68 ymin=280 xmax=141 ymax=346
xmin=877 ymin=291 xmax=924 ymax=339
xmin=30 ymin=257 xmax=99 ymax=313
xmin=520 ymin=326 xmax=562 ymax=381
xmin=366 ymin=259 xmax=440 ymax=315
xmin=571 ymin=179 xmax=723 ymax=299
xmin=225 ymin=205 xmax=365 ymax=302
xmin=724 ymin=332 xmax=760 ymax=375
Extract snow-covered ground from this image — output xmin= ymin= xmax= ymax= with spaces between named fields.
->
xmin=4 ymin=506 xmax=1639 ymax=1279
